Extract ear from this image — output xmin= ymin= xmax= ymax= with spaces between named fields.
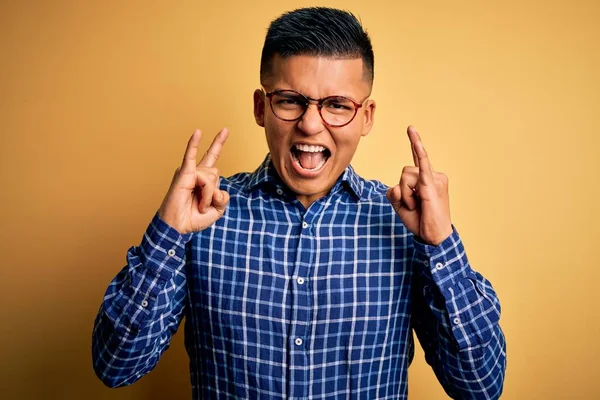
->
xmin=253 ymin=89 xmax=266 ymax=127
xmin=360 ymin=99 xmax=376 ymax=137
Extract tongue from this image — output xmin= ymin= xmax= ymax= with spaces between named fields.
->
xmin=297 ymin=150 xmax=325 ymax=170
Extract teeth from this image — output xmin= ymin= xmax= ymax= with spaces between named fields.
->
xmin=295 ymin=144 xmax=326 ymax=153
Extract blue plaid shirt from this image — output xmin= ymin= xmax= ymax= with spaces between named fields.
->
xmin=93 ymin=155 xmax=506 ymax=399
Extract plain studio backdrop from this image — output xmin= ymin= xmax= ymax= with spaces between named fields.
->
xmin=1 ymin=0 xmax=598 ymax=399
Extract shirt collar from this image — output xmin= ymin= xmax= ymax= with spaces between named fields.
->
xmin=245 ymin=154 xmax=364 ymax=201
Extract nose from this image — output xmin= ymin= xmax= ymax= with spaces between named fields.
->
xmin=297 ymin=102 xmax=325 ymax=136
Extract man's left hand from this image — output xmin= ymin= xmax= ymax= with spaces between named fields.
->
xmin=386 ymin=126 xmax=453 ymax=246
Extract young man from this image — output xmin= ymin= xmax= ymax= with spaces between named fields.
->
xmin=93 ymin=7 xmax=506 ymax=399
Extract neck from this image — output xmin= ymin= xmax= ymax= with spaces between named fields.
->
xmin=296 ymin=192 xmax=328 ymax=209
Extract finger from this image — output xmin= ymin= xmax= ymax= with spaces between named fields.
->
xmin=386 ymin=185 xmax=402 ymax=213
xmin=407 ymin=126 xmax=420 ymax=167
xmin=387 ymin=185 xmax=414 ymax=216
xmin=407 ymin=126 xmax=434 ymax=183
xmin=182 ymin=129 xmax=202 ymax=172
xmin=198 ymin=128 xmax=230 ymax=168
xmin=411 ymin=142 xmax=420 ymax=168
xmin=401 ymin=165 xmax=419 ymax=174
xmin=400 ymin=172 xmax=419 ymax=210
xmin=212 ymin=189 xmax=230 ymax=211
xmin=195 ymin=173 xmax=215 ymax=213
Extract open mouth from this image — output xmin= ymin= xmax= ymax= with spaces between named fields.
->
xmin=291 ymin=144 xmax=331 ymax=172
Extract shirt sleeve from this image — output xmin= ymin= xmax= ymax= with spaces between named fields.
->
xmin=410 ymin=226 xmax=507 ymax=399
xmin=92 ymin=213 xmax=192 ymax=388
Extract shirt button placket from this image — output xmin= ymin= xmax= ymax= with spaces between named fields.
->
xmin=289 ymin=217 xmax=313 ymax=398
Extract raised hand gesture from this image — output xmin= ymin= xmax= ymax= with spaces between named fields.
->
xmin=158 ymin=128 xmax=230 ymax=234
xmin=386 ymin=126 xmax=453 ymax=246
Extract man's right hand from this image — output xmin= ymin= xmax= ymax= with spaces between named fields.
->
xmin=158 ymin=128 xmax=230 ymax=234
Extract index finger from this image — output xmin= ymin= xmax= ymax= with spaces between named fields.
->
xmin=407 ymin=126 xmax=434 ymax=181
xmin=408 ymin=126 xmax=421 ymax=167
xmin=181 ymin=129 xmax=202 ymax=172
xmin=198 ymin=128 xmax=229 ymax=167
xmin=410 ymin=142 xmax=420 ymax=168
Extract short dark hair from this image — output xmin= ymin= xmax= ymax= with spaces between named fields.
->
xmin=260 ymin=7 xmax=374 ymax=85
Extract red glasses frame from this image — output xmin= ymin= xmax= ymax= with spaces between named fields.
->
xmin=265 ymin=89 xmax=365 ymax=128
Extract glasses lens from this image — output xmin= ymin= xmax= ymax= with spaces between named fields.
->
xmin=270 ymin=91 xmax=306 ymax=121
xmin=321 ymin=97 xmax=356 ymax=126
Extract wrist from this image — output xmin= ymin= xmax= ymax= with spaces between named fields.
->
xmin=420 ymin=227 xmax=453 ymax=246
xmin=157 ymin=209 xmax=186 ymax=235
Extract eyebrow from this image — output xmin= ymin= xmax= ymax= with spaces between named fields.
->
xmin=271 ymin=88 xmax=360 ymax=103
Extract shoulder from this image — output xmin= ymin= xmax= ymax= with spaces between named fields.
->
xmin=360 ymin=178 xmax=391 ymax=203
xmin=352 ymin=173 xmax=399 ymax=218
xmin=349 ymin=174 xmax=412 ymax=239
xmin=218 ymin=171 xmax=252 ymax=196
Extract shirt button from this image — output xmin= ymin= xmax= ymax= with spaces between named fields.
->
xmin=435 ymin=262 xmax=444 ymax=271
xmin=297 ymin=277 xmax=305 ymax=285
xmin=295 ymin=338 xmax=303 ymax=346
xmin=423 ymin=260 xmax=429 ymax=267
xmin=453 ymin=317 xmax=460 ymax=325
xmin=302 ymin=222 xmax=309 ymax=229
xmin=167 ymin=249 xmax=176 ymax=257
xmin=141 ymin=300 xmax=149 ymax=308
xmin=276 ymin=188 xmax=283 ymax=195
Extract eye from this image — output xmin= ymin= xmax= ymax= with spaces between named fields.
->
xmin=329 ymin=102 xmax=350 ymax=110
xmin=273 ymin=91 xmax=306 ymax=107
xmin=323 ymin=97 xmax=354 ymax=111
xmin=277 ymin=97 xmax=303 ymax=105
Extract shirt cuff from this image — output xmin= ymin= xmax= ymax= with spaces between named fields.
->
xmin=137 ymin=213 xmax=192 ymax=279
xmin=411 ymin=225 xmax=472 ymax=291
xmin=115 ymin=214 xmax=192 ymax=332
xmin=412 ymin=226 xmax=497 ymax=350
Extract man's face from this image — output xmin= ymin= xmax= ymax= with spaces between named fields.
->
xmin=254 ymin=55 xmax=376 ymax=207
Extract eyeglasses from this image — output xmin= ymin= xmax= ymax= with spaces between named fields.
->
xmin=265 ymin=89 xmax=366 ymax=128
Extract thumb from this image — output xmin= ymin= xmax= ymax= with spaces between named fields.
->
xmin=386 ymin=185 xmax=401 ymax=203
xmin=386 ymin=186 xmax=403 ymax=212
xmin=212 ymin=189 xmax=230 ymax=212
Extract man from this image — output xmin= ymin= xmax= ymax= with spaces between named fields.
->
xmin=92 ymin=7 xmax=506 ymax=399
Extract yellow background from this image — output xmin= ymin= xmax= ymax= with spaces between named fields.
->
xmin=1 ymin=0 xmax=598 ymax=399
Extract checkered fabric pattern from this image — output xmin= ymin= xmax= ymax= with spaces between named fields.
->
xmin=93 ymin=154 xmax=506 ymax=399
